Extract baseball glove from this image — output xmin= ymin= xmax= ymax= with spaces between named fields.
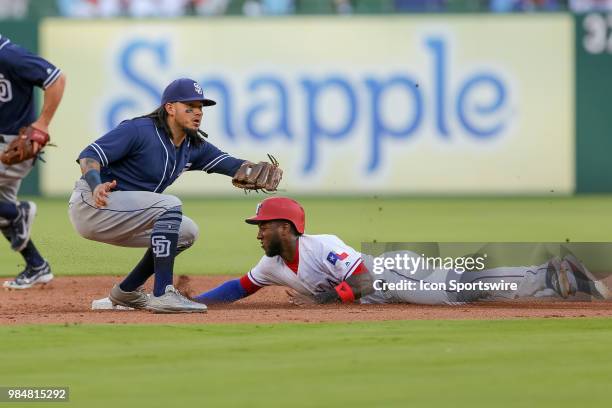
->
xmin=0 ymin=126 xmax=50 ymax=165
xmin=232 ymin=154 xmax=283 ymax=193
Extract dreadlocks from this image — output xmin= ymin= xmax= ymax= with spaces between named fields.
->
xmin=138 ymin=105 xmax=207 ymax=147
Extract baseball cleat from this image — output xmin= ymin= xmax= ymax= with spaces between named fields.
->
xmin=146 ymin=285 xmax=207 ymax=314
xmin=9 ymin=201 xmax=36 ymax=252
xmin=562 ymin=254 xmax=611 ymax=300
xmin=109 ymin=284 xmax=149 ymax=309
xmin=3 ymin=261 xmax=53 ymax=290
xmin=546 ymin=257 xmax=577 ymax=299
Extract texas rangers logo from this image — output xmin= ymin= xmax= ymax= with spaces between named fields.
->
xmin=326 ymin=250 xmax=349 ymax=266
xmin=193 ymin=82 xmax=203 ymax=95
xmin=152 ymin=235 xmax=171 ymax=257
xmin=0 ymin=74 xmax=12 ymax=102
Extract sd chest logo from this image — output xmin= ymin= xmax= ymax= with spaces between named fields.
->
xmin=0 ymin=73 xmax=12 ymax=102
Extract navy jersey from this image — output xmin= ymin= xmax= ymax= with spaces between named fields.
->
xmin=0 ymin=35 xmax=62 ymax=135
xmin=78 ymin=118 xmax=245 ymax=192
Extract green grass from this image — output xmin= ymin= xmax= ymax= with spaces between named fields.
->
xmin=3 ymin=197 xmax=612 ymax=407
xmin=1 ymin=319 xmax=611 ymax=408
xmin=3 ymin=195 xmax=612 ymax=276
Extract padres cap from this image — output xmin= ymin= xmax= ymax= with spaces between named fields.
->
xmin=245 ymin=197 xmax=305 ymax=234
xmin=161 ymin=78 xmax=216 ymax=106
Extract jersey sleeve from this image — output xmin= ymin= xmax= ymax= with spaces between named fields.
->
xmin=319 ymin=236 xmax=364 ymax=281
xmin=7 ymin=45 xmax=62 ymax=89
xmin=246 ymin=256 xmax=283 ymax=287
xmin=77 ymin=120 xmax=139 ymax=167
xmin=188 ymin=140 xmax=245 ymax=176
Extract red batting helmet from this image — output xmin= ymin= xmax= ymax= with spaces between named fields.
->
xmin=245 ymin=197 xmax=305 ymax=234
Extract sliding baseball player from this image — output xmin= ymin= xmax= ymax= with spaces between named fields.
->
xmin=193 ymin=197 xmax=610 ymax=306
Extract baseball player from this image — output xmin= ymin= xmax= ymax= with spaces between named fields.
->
xmin=69 ymin=78 xmax=282 ymax=313
xmin=0 ymin=34 xmax=66 ymax=289
xmin=193 ymin=197 xmax=610 ymax=306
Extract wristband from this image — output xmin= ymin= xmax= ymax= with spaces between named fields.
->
xmin=334 ymin=281 xmax=356 ymax=303
xmin=83 ymin=169 xmax=102 ymax=192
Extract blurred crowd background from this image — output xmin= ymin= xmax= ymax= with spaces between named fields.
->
xmin=3 ymin=0 xmax=612 ymax=19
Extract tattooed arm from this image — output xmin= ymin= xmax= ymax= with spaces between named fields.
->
xmin=79 ymin=158 xmax=116 ymax=208
xmin=79 ymin=157 xmax=101 ymax=176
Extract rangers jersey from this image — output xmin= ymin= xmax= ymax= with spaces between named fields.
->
xmin=242 ymin=234 xmax=365 ymax=296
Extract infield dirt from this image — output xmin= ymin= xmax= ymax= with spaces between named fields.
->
xmin=2 ymin=276 xmax=612 ymax=325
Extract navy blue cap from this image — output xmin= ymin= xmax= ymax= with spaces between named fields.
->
xmin=161 ymin=78 xmax=216 ymax=106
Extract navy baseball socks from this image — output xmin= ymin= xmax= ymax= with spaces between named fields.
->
xmin=119 ymin=243 xmax=194 ymax=292
xmin=0 ymin=200 xmax=51 ymax=289
xmin=150 ymin=206 xmax=182 ymax=297
xmin=117 ymin=206 xmax=206 ymax=312
xmin=119 ymin=228 xmax=194 ymax=292
xmin=1 ymin=226 xmax=52 ymax=289
xmin=119 ymin=206 xmax=182 ymax=295
xmin=0 ymin=201 xmax=18 ymax=220
xmin=1 ymin=226 xmax=46 ymax=267
xmin=120 ymin=248 xmax=154 ymax=292
xmin=1 ymin=201 xmax=37 ymax=251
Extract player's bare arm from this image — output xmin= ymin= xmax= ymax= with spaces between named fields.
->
xmin=288 ymin=272 xmax=375 ymax=306
xmin=78 ymin=158 xmax=115 ymax=208
xmin=79 ymin=157 xmax=100 ymax=175
xmin=31 ymin=73 xmax=66 ymax=134
xmin=30 ymin=73 xmax=66 ymax=153
xmin=348 ymin=271 xmax=374 ymax=298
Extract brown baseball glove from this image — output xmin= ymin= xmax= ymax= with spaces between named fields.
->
xmin=232 ymin=154 xmax=283 ymax=193
xmin=0 ymin=126 xmax=50 ymax=165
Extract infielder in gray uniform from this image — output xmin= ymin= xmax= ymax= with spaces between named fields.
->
xmin=69 ymin=78 xmax=282 ymax=313
xmin=1 ymin=35 xmax=66 ymax=289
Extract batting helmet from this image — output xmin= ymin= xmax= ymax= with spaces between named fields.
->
xmin=245 ymin=197 xmax=305 ymax=234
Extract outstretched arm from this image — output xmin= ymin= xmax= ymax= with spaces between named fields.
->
xmin=194 ymin=275 xmax=262 ymax=305
xmin=29 ymin=73 xmax=66 ymax=153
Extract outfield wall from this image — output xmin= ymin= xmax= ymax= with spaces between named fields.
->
xmin=576 ymin=13 xmax=612 ymax=193
xmin=38 ymin=16 xmax=575 ymax=196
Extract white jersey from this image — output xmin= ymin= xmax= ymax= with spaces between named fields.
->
xmin=247 ymin=234 xmax=364 ymax=296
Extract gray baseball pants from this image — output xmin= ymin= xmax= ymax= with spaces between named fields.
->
xmin=68 ymin=179 xmax=198 ymax=250
xmin=0 ymin=134 xmax=35 ymax=228
xmin=361 ymin=251 xmax=550 ymax=305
